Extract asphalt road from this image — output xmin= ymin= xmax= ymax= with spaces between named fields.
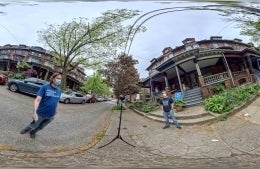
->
xmin=0 ymin=85 xmax=114 ymax=153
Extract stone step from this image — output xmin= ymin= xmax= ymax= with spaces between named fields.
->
xmin=146 ymin=114 xmax=216 ymax=126
xmin=184 ymin=98 xmax=203 ymax=106
xmin=184 ymin=88 xmax=202 ymax=94
xmin=185 ymin=100 xmax=203 ymax=107
xmin=148 ymin=109 xmax=209 ymax=120
xmin=183 ymin=93 xmax=202 ymax=99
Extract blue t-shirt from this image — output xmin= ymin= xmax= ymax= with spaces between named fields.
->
xmin=36 ymin=84 xmax=62 ymax=118
xmin=160 ymin=97 xmax=173 ymax=112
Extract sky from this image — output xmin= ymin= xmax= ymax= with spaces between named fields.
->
xmin=0 ymin=0 xmax=258 ymax=78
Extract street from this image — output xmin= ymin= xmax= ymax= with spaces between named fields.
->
xmin=0 ymin=85 xmax=113 ymax=153
xmin=0 ymin=85 xmax=260 ymax=168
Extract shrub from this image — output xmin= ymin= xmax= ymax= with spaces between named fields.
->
xmin=173 ymin=100 xmax=185 ymax=106
xmin=204 ymin=95 xmax=233 ymax=113
xmin=129 ymin=101 xmax=160 ymax=113
xmin=204 ymin=83 xmax=260 ymax=114
xmin=112 ymin=104 xmax=126 ymax=110
xmin=212 ymin=82 xmax=225 ymax=94
xmin=9 ymin=73 xmax=25 ymax=79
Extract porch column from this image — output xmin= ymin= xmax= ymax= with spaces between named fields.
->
xmin=246 ymin=54 xmax=253 ymax=73
xmin=149 ymin=78 xmax=153 ymax=98
xmin=163 ymin=72 xmax=169 ymax=88
xmin=193 ymin=59 xmax=202 ymax=76
xmin=193 ymin=58 xmax=205 ymax=86
xmin=222 ymin=54 xmax=235 ymax=86
xmin=44 ymin=69 xmax=49 ymax=81
xmin=175 ymin=65 xmax=183 ymax=93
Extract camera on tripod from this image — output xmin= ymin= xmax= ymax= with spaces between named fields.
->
xmin=119 ymin=94 xmax=125 ymax=101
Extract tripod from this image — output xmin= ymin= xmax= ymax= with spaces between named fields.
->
xmin=98 ymin=97 xmax=135 ymax=149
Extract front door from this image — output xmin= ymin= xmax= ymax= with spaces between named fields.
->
xmin=190 ymin=73 xmax=198 ymax=88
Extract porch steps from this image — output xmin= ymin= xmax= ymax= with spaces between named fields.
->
xmin=183 ymin=87 xmax=203 ymax=107
xmin=143 ymin=106 xmax=217 ymax=126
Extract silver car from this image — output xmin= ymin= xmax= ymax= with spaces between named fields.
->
xmin=60 ymin=92 xmax=85 ymax=104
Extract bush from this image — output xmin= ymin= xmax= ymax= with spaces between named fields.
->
xmin=9 ymin=73 xmax=25 ymax=79
xmin=204 ymin=83 xmax=260 ymax=114
xmin=112 ymin=104 xmax=126 ymax=110
xmin=129 ymin=101 xmax=160 ymax=113
xmin=212 ymin=82 xmax=225 ymax=94
xmin=174 ymin=100 xmax=185 ymax=106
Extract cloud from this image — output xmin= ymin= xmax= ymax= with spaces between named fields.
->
xmin=0 ymin=0 xmax=256 ymax=79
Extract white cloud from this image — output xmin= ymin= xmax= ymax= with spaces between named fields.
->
xmin=0 ymin=0 xmax=255 ymax=78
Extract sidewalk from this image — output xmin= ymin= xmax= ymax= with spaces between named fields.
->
xmin=97 ymin=96 xmax=260 ymax=159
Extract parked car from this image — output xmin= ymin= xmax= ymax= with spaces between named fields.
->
xmin=96 ymin=96 xmax=104 ymax=102
xmin=84 ymin=94 xmax=96 ymax=103
xmin=0 ymin=74 xmax=7 ymax=85
xmin=7 ymin=77 xmax=48 ymax=96
xmin=60 ymin=92 xmax=85 ymax=104
xmin=96 ymin=96 xmax=109 ymax=102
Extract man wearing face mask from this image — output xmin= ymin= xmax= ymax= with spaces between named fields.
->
xmin=160 ymin=90 xmax=181 ymax=129
xmin=20 ymin=72 xmax=62 ymax=138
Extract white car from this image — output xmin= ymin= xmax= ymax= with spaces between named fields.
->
xmin=60 ymin=92 xmax=85 ymax=104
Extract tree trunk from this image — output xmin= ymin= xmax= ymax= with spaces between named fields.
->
xmin=61 ymin=69 xmax=68 ymax=89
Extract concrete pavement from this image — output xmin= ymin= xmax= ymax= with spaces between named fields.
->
xmin=0 ymin=82 xmax=260 ymax=168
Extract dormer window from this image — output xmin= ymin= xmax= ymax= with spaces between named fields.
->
xmin=213 ymin=43 xmax=219 ymax=48
xmin=186 ymin=46 xmax=193 ymax=51
xmin=182 ymin=38 xmax=196 ymax=45
xmin=210 ymin=36 xmax=222 ymax=40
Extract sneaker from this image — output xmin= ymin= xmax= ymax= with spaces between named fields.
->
xmin=163 ymin=125 xmax=170 ymax=129
xmin=177 ymin=126 xmax=182 ymax=129
xmin=20 ymin=128 xmax=30 ymax=134
xmin=30 ymin=132 xmax=36 ymax=138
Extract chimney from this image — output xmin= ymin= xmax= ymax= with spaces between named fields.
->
xmin=182 ymin=38 xmax=196 ymax=45
xmin=210 ymin=36 xmax=222 ymax=40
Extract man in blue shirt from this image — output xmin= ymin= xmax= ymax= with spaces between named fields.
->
xmin=160 ymin=90 xmax=181 ymax=129
xmin=20 ymin=72 xmax=62 ymax=138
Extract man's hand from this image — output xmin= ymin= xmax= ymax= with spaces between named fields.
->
xmin=33 ymin=113 xmax=38 ymax=121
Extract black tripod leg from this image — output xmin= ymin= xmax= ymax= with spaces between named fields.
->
xmin=98 ymin=98 xmax=135 ymax=149
xmin=119 ymin=135 xmax=135 ymax=147
xmin=98 ymin=135 xmax=119 ymax=149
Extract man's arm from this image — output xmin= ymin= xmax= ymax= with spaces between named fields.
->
xmin=33 ymin=96 xmax=42 ymax=120
xmin=54 ymin=102 xmax=59 ymax=117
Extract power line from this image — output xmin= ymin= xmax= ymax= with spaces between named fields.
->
xmin=0 ymin=23 xmax=20 ymax=44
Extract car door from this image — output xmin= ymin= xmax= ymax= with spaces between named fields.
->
xmin=19 ymin=78 xmax=37 ymax=94
xmin=70 ymin=93 xmax=77 ymax=103
xmin=75 ymin=93 xmax=84 ymax=103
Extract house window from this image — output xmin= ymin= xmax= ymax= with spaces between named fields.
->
xmin=186 ymin=46 xmax=193 ymax=51
xmin=213 ymin=43 xmax=219 ymax=48
xmin=0 ymin=55 xmax=9 ymax=59
xmin=28 ymin=56 xmax=40 ymax=63
xmin=193 ymin=44 xmax=200 ymax=49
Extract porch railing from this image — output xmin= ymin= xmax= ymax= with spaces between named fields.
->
xmin=232 ymin=70 xmax=247 ymax=78
xmin=204 ymin=72 xmax=229 ymax=85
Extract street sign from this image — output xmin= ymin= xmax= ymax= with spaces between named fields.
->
xmin=175 ymin=92 xmax=182 ymax=101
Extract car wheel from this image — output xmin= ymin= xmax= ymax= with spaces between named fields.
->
xmin=64 ymin=98 xmax=70 ymax=104
xmin=9 ymin=83 xmax=18 ymax=92
xmin=81 ymin=100 xmax=85 ymax=104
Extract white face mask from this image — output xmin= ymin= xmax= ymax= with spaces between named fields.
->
xmin=162 ymin=93 xmax=167 ymax=97
xmin=55 ymin=79 xmax=61 ymax=86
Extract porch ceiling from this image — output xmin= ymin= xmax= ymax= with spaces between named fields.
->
xmin=164 ymin=57 xmax=220 ymax=80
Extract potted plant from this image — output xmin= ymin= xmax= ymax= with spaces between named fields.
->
xmin=174 ymin=100 xmax=185 ymax=112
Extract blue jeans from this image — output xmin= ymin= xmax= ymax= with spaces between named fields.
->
xmin=24 ymin=115 xmax=54 ymax=134
xmin=163 ymin=110 xmax=180 ymax=128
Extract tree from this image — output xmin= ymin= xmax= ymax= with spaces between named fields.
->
xmin=103 ymin=54 xmax=140 ymax=101
xmin=217 ymin=5 xmax=260 ymax=45
xmin=37 ymin=9 xmax=144 ymax=89
xmin=80 ymin=73 xmax=111 ymax=96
